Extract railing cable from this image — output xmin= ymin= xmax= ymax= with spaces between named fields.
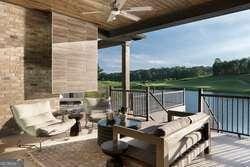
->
xmin=149 ymin=92 xmax=169 ymax=113
xmin=202 ymin=96 xmax=220 ymax=130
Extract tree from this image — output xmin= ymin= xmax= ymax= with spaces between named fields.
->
xmin=212 ymin=57 xmax=250 ymax=76
xmin=239 ymin=58 xmax=248 ymax=74
xmin=214 ymin=58 xmax=222 ymax=64
xmin=213 ymin=58 xmax=222 ymax=76
xmin=98 ymin=65 xmax=104 ymax=80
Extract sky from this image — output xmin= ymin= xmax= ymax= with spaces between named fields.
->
xmin=99 ymin=10 xmax=250 ymax=73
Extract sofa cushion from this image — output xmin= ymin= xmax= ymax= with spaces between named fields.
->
xmin=121 ymin=137 xmax=155 ymax=166
xmin=188 ymin=112 xmax=209 ymax=123
xmin=150 ymin=110 xmax=168 ymax=123
xmin=121 ymin=131 xmax=202 ymax=166
xmin=140 ymin=125 xmax=159 ymax=134
xmin=140 ymin=121 xmax=172 ymax=137
xmin=157 ymin=117 xmax=191 ymax=137
xmin=168 ymin=131 xmax=202 ymax=164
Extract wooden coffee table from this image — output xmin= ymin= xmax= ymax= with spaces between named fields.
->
xmin=101 ymin=140 xmax=128 ymax=167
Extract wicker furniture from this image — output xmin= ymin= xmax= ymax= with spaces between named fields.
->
xmin=97 ymin=118 xmax=141 ymax=145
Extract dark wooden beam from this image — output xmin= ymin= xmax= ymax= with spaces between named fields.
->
xmin=98 ymin=34 xmax=145 ymax=49
xmin=98 ymin=40 xmax=123 ymax=49
xmin=108 ymin=0 xmax=250 ymax=37
xmin=98 ymin=28 xmax=110 ymax=38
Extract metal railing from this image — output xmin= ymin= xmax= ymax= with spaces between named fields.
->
xmin=200 ymin=90 xmax=250 ymax=137
xmin=149 ymin=90 xmax=185 ymax=113
xmin=109 ymin=87 xmax=185 ymax=120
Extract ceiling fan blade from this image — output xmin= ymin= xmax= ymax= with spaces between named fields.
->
xmin=107 ymin=13 xmax=117 ymax=22
xmin=125 ymin=6 xmax=153 ymax=12
xmin=81 ymin=11 xmax=102 ymax=15
xmin=119 ymin=11 xmax=141 ymax=22
xmin=115 ymin=0 xmax=127 ymax=10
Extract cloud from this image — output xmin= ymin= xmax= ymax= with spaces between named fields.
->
xmin=147 ymin=60 xmax=166 ymax=65
xmin=99 ymin=9 xmax=250 ymax=73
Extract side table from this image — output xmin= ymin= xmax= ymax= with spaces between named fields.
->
xmin=101 ymin=140 xmax=128 ymax=167
xmin=68 ymin=113 xmax=83 ymax=136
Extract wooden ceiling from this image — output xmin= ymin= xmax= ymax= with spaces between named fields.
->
xmin=3 ymin=0 xmax=250 ymax=40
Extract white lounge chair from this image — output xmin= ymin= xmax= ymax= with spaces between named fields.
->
xmin=85 ymin=98 xmax=107 ymax=127
xmin=10 ymin=101 xmax=75 ymax=151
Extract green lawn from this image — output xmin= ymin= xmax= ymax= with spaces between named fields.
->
xmin=97 ymin=74 xmax=250 ymax=95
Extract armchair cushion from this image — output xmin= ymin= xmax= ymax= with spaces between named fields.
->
xmin=36 ymin=119 xmax=75 ymax=137
xmin=85 ymin=98 xmax=110 ymax=123
xmin=21 ymin=112 xmax=57 ymax=127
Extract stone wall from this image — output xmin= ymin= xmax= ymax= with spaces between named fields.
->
xmin=0 ymin=1 xmax=98 ymax=137
xmin=24 ymin=10 xmax=53 ymax=99
xmin=52 ymin=13 xmax=98 ymax=94
xmin=0 ymin=2 xmax=58 ymax=137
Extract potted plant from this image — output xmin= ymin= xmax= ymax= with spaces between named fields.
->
xmin=118 ymin=107 xmax=127 ymax=124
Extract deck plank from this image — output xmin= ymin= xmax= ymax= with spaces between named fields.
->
xmin=188 ymin=132 xmax=250 ymax=167
xmin=1 ymin=130 xmax=250 ymax=167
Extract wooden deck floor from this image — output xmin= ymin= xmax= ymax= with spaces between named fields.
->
xmin=1 ymin=131 xmax=250 ymax=167
xmin=188 ymin=132 xmax=250 ymax=167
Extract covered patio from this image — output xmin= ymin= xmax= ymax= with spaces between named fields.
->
xmin=1 ymin=0 xmax=250 ymax=167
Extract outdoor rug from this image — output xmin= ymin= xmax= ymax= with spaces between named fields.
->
xmin=27 ymin=138 xmax=107 ymax=167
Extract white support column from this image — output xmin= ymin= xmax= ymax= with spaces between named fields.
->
xmin=122 ymin=41 xmax=131 ymax=111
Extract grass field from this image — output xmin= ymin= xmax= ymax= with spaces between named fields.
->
xmin=97 ymin=74 xmax=250 ymax=95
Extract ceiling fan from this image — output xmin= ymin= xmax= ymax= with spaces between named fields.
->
xmin=81 ymin=0 xmax=153 ymax=22
xmin=107 ymin=0 xmax=153 ymax=22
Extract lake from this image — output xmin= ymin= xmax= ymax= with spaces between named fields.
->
xmin=185 ymin=90 xmax=250 ymax=136
xmin=185 ymin=90 xmax=199 ymax=113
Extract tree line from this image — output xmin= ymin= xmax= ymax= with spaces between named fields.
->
xmin=213 ymin=57 xmax=250 ymax=76
xmin=99 ymin=66 xmax=212 ymax=81
xmin=99 ymin=57 xmax=250 ymax=81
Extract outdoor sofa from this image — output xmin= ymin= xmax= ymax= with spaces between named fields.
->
xmin=113 ymin=111 xmax=210 ymax=167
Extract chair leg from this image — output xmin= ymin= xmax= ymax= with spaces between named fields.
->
xmin=64 ymin=130 xmax=70 ymax=141
xmin=38 ymin=137 xmax=42 ymax=152
xmin=17 ymin=139 xmax=22 ymax=148
xmin=17 ymin=137 xmax=42 ymax=151
xmin=85 ymin=119 xmax=88 ymax=127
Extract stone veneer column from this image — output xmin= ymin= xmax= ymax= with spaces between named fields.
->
xmin=0 ymin=2 xmax=58 ymax=137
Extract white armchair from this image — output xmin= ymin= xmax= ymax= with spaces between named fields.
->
xmin=85 ymin=98 xmax=109 ymax=127
xmin=10 ymin=101 xmax=75 ymax=150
